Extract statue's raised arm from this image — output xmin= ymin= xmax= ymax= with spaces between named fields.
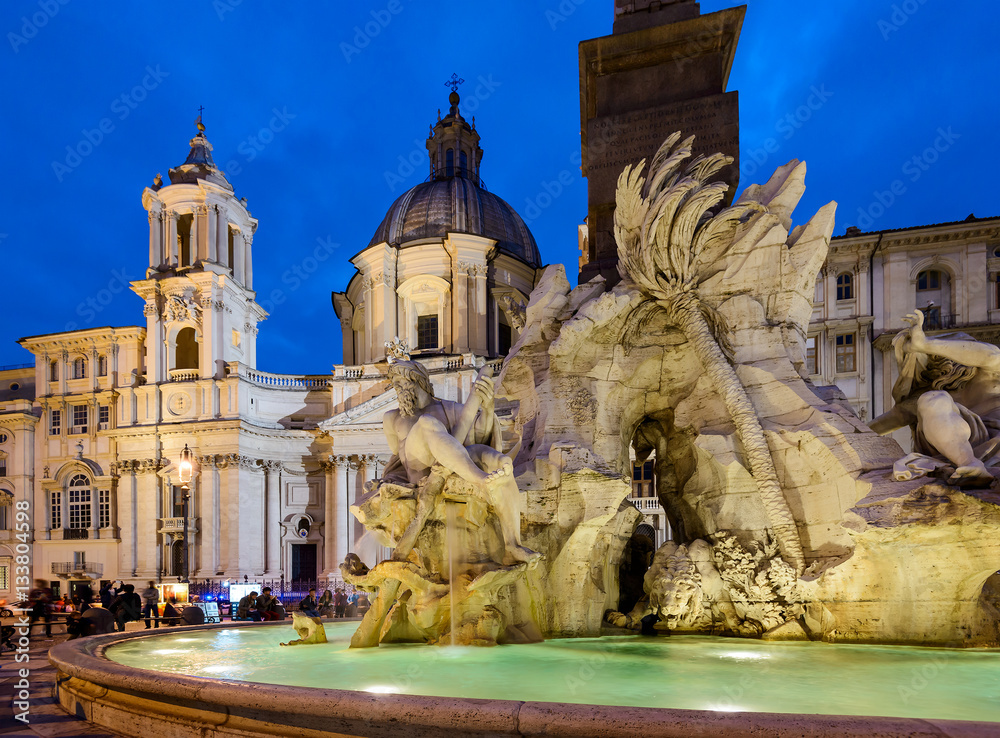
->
xmin=870 ymin=309 xmax=1000 ymax=487
xmin=902 ymin=309 xmax=1000 ymax=372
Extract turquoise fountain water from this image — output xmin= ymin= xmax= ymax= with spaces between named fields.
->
xmin=106 ymin=622 xmax=1000 ymax=723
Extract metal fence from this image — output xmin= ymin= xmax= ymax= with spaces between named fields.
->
xmin=189 ymin=578 xmax=360 ymax=606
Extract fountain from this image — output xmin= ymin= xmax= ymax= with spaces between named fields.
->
xmin=49 ymin=135 xmax=1000 ymax=735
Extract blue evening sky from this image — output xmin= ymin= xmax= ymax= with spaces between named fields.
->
xmin=1 ymin=1 xmax=996 ymax=372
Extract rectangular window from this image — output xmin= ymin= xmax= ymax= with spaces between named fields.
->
xmin=50 ymin=490 xmax=62 ymax=530
xmin=68 ymin=487 xmax=91 ymax=529
xmin=416 ymin=314 xmax=438 ymax=350
xmin=72 ymin=405 xmax=88 ymax=434
xmin=836 ymin=333 xmax=856 ymax=373
xmin=631 ymin=460 xmax=654 ymax=498
xmin=97 ymin=355 xmax=107 ymax=376
xmin=99 ymin=405 xmax=110 ymax=428
xmin=50 ymin=410 xmax=61 ymax=436
xmin=0 ymin=458 xmax=5 ymax=477
xmin=99 ymin=489 xmax=111 ymax=528
xmin=49 ymin=361 xmax=58 ymax=381
xmin=0 ymin=564 xmax=8 ymax=590
xmin=806 ymin=336 xmax=819 ymax=375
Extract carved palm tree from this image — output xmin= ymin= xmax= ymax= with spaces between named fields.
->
xmin=614 ymin=131 xmax=805 ymax=574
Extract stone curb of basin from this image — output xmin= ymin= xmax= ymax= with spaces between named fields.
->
xmin=49 ymin=620 xmax=996 ymax=738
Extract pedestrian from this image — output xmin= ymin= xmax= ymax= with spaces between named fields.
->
xmin=345 ymin=590 xmax=358 ymax=618
xmin=298 ymin=588 xmax=320 ymax=617
xmin=99 ymin=580 xmax=117 ymax=609
xmin=237 ymin=591 xmax=262 ymax=621
xmin=108 ymin=584 xmax=142 ymax=632
xmin=140 ymin=581 xmax=160 ymax=629
xmin=27 ymin=579 xmax=53 ymax=640
xmin=161 ymin=597 xmax=182 ymax=627
xmin=334 ymin=588 xmax=347 ymax=618
xmin=318 ymin=589 xmax=334 ymax=618
xmin=75 ymin=584 xmax=94 ymax=613
xmin=255 ymin=587 xmax=281 ymax=621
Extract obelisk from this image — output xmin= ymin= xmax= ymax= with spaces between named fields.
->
xmin=579 ymin=0 xmax=744 ymax=286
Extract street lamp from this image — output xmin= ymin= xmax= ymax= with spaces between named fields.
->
xmin=178 ymin=444 xmax=193 ymax=583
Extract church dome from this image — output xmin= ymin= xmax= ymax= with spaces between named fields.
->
xmin=368 ymin=176 xmax=541 ymax=268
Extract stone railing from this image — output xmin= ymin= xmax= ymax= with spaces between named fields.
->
xmin=52 ymin=561 xmax=103 ymax=577
xmin=168 ymin=369 xmax=199 ymax=382
xmin=228 ymin=363 xmax=333 ymax=389
xmin=160 ymin=517 xmax=199 ymax=534
xmin=628 ymin=496 xmax=661 ymax=511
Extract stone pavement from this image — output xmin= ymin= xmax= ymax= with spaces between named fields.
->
xmin=1 ymin=627 xmax=122 ymax=737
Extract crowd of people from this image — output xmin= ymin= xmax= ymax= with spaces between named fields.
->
xmin=235 ymin=587 xmax=370 ymax=621
xmin=2 ymin=580 xmax=371 ymax=651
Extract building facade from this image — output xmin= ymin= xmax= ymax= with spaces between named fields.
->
xmin=0 ymin=91 xmax=542 ymax=603
xmin=809 ymin=216 xmax=1000 ymax=449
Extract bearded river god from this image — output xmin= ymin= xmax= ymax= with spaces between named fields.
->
xmin=381 ymin=360 xmax=537 ymax=566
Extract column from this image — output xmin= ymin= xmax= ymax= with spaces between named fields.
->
xmin=473 ymin=264 xmax=488 ymax=355
xmin=148 ymin=211 xmax=161 ymax=268
xmin=244 ymin=233 xmax=253 ymax=289
xmin=234 ymin=232 xmax=246 ymax=285
xmin=323 ymin=458 xmax=336 ymax=573
xmin=167 ymin=212 xmax=178 ymax=266
xmin=216 ymin=208 xmax=228 ymax=267
xmin=453 ymin=264 xmax=469 ymax=353
xmin=363 ymin=276 xmax=374 ymax=363
xmin=198 ymin=456 xmax=220 ymax=575
xmin=348 ymin=457 xmax=363 ymax=554
xmin=336 ymin=457 xmax=350 ymax=565
xmin=264 ymin=461 xmax=281 ymax=576
xmin=207 ymin=204 xmax=218 ymax=263
xmin=119 ymin=464 xmax=137 ymax=576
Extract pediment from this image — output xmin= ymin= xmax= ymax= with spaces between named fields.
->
xmin=320 ymin=388 xmax=398 ymax=428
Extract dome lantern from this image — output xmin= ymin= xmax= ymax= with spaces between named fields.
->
xmin=426 ymin=74 xmax=483 ymax=185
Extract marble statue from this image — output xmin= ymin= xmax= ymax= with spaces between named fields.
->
xmin=381 ymin=360 xmax=535 ymax=565
xmin=870 ymin=309 xmax=1000 ymax=486
xmin=279 ymin=612 xmax=328 ymax=646
xmin=344 ymin=360 xmax=540 ymax=647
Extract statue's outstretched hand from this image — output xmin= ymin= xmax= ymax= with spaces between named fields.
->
xmin=474 ymin=376 xmax=495 ymax=408
xmin=902 ymin=310 xmax=927 ymax=350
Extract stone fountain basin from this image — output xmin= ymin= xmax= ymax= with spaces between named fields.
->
xmin=50 ymin=621 xmax=998 ymax=738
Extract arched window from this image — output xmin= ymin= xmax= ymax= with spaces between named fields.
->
xmin=174 ymin=327 xmax=199 ymax=370
xmin=97 ymin=354 xmax=108 ymax=376
xmin=917 ymin=270 xmax=941 ymax=291
xmin=836 ymin=272 xmax=854 ymax=301
xmin=67 ymin=473 xmax=91 ymax=532
xmin=0 ymin=488 xmax=12 ymax=530
xmin=459 ymin=150 xmax=468 ymax=176
xmin=445 ymin=148 xmax=454 ymax=177
xmin=72 ymin=357 xmax=87 ymax=379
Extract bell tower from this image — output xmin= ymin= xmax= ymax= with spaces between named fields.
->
xmin=426 ymin=74 xmax=483 ymax=184
xmin=133 ymin=115 xmax=267 ymax=386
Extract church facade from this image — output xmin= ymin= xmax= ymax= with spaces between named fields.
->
xmin=0 ymin=90 xmax=542 ymax=602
